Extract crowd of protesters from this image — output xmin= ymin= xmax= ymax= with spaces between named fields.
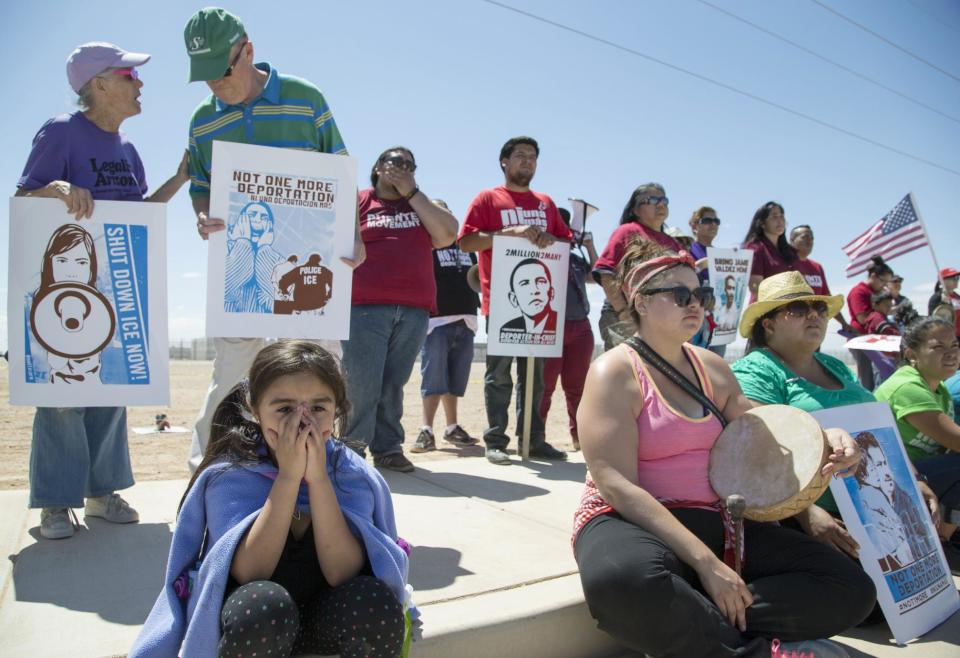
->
xmin=13 ymin=7 xmax=960 ymax=658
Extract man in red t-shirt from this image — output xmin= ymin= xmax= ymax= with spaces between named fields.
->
xmin=459 ymin=136 xmax=572 ymax=465
xmin=789 ymin=224 xmax=852 ymax=332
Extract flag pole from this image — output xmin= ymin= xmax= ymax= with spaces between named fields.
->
xmin=908 ymin=191 xmax=944 ymax=288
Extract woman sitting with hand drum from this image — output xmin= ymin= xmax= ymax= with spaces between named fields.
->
xmin=572 ymin=238 xmax=875 ymax=658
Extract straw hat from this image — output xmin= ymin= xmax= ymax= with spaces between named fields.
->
xmin=738 ymin=271 xmax=844 ymax=338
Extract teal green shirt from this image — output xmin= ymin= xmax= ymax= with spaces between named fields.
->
xmin=875 ymin=365 xmax=954 ymax=463
xmin=188 ymin=63 xmax=347 ymax=198
xmin=732 ymin=348 xmax=875 ymax=513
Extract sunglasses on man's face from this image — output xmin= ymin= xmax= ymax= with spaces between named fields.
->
xmin=222 ymin=41 xmax=248 ymax=78
xmin=642 ymin=285 xmax=714 ymax=309
xmin=380 ymin=155 xmax=417 ymax=172
xmin=778 ymin=300 xmax=830 ymax=318
xmin=698 ymin=216 xmax=720 ymax=225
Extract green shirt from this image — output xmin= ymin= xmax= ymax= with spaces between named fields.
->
xmin=187 ymin=62 xmax=347 ymax=198
xmin=875 ymin=365 xmax=954 ymax=463
xmin=732 ymin=348 xmax=875 ymax=513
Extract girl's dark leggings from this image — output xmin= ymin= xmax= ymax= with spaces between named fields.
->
xmin=218 ymin=575 xmax=405 ymax=658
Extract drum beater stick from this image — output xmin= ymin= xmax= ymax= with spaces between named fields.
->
xmin=726 ymin=494 xmax=746 ymax=576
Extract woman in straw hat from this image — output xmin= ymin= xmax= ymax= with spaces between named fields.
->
xmin=573 ymin=239 xmax=874 ymax=658
xmin=732 ymin=272 xmax=940 ymax=561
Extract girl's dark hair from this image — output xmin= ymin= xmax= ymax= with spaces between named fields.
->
xmin=180 ymin=340 xmax=351 ymax=511
xmin=618 ymin=183 xmax=666 ymax=225
xmin=865 ymin=255 xmax=893 ymax=279
xmin=615 ymin=237 xmax=691 ymax=325
xmin=370 ymin=146 xmax=415 ymax=187
xmin=741 ymin=201 xmax=795 ymax=263
xmin=40 ymin=224 xmax=98 ymax=288
xmin=900 ymin=316 xmax=954 ymax=366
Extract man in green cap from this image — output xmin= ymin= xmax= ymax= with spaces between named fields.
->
xmin=183 ymin=7 xmax=363 ymax=470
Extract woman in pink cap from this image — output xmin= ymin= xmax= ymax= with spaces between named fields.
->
xmin=15 ymin=42 xmax=188 ymax=540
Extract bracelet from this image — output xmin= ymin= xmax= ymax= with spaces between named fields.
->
xmin=404 ymin=186 xmax=420 ymax=201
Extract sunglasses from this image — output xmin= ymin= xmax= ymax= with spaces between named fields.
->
xmin=107 ymin=68 xmax=140 ymax=81
xmin=380 ymin=155 xmax=417 ymax=172
xmin=639 ymin=195 xmax=669 ymax=207
xmin=642 ymin=285 xmax=714 ymax=309
xmin=223 ymin=40 xmax=248 ymax=78
xmin=777 ymin=300 xmax=830 ymax=318
xmin=698 ymin=216 xmax=721 ymax=225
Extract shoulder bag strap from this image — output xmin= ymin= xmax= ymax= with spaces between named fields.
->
xmin=624 ymin=336 xmax=728 ymax=428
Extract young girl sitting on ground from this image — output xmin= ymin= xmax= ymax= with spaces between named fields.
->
xmin=131 ymin=340 xmax=416 ymax=658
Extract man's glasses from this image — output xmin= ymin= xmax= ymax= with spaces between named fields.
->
xmin=639 ymin=195 xmax=669 ymax=207
xmin=381 ymin=155 xmax=417 ymax=172
xmin=698 ymin=216 xmax=721 ymax=225
xmin=778 ymin=300 xmax=830 ymax=318
xmin=223 ymin=40 xmax=248 ymax=78
xmin=106 ymin=68 xmax=140 ymax=81
xmin=642 ymin=285 xmax=714 ymax=309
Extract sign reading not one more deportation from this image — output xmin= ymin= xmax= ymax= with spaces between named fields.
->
xmin=813 ymin=402 xmax=959 ymax=645
xmin=206 ymin=142 xmax=358 ymax=339
xmin=487 ymin=235 xmax=569 ymax=358
xmin=7 ymin=197 xmax=169 ymax=406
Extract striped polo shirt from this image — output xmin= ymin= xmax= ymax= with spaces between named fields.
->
xmin=187 ymin=62 xmax=347 ymax=198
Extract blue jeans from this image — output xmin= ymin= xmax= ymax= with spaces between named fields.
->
xmin=420 ymin=320 xmax=475 ymax=397
xmin=341 ymin=304 xmax=428 ymax=456
xmin=29 ymin=406 xmax=133 ymax=508
xmin=484 ymin=353 xmax=546 ymax=451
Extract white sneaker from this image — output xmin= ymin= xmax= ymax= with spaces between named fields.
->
xmin=85 ymin=493 xmax=139 ymax=524
xmin=771 ymin=638 xmax=850 ymax=658
xmin=40 ymin=508 xmax=77 ymax=540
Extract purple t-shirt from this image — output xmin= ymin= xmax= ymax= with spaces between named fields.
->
xmin=18 ymin=112 xmax=148 ymax=201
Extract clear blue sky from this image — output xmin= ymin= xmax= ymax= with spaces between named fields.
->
xmin=2 ymin=0 xmax=958 ymax=352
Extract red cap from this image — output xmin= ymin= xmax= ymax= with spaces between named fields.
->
xmin=941 ymin=267 xmax=960 ymax=279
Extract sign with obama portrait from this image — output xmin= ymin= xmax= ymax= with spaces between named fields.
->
xmin=487 ymin=235 xmax=569 ymax=357
xmin=205 ymin=142 xmax=357 ymax=339
xmin=7 ymin=197 xmax=169 ymax=406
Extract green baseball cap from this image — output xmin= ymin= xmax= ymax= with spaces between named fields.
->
xmin=183 ymin=7 xmax=246 ymax=82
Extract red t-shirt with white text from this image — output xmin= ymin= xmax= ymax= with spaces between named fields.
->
xmin=793 ymin=257 xmax=831 ymax=296
xmin=352 ymin=188 xmax=436 ymax=311
xmin=458 ymin=186 xmax=571 ymax=315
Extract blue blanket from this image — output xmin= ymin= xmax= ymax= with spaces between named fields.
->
xmin=130 ymin=441 xmax=417 ymax=657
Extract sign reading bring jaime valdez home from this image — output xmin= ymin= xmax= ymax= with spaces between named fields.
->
xmin=487 ymin=234 xmax=569 ymax=358
xmin=205 ymin=141 xmax=357 ymax=339
xmin=7 ymin=197 xmax=169 ymax=406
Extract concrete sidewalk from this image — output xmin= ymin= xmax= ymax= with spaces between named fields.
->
xmin=1 ymin=453 xmax=958 ymax=657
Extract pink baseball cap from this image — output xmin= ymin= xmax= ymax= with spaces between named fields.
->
xmin=66 ymin=42 xmax=150 ymax=93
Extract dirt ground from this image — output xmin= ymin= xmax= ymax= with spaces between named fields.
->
xmin=0 ymin=359 xmax=579 ymax=490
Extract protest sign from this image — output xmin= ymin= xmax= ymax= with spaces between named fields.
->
xmin=487 ymin=235 xmax=569 ymax=358
xmin=846 ymin=334 xmax=902 ymax=352
xmin=707 ymin=247 xmax=753 ymax=345
xmin=813 ymin=402 xmax=959 ymax=644
xmin=206 ymin=142 xmax=357 ymax=339
xmin=7 ymin=197 xmax=168 ymax=406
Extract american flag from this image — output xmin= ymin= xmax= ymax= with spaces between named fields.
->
xmin=843 ymin=193 xmax=928 ymax=277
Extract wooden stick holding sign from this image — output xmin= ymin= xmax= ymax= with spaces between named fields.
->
xmin=487 ymin=235 xmax=569 ymax=459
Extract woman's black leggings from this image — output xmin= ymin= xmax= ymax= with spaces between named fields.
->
xmin=218 ymin=575 xmax=405 ymax=657
xmin=575 ymin=510 xmax=876 ymax=658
